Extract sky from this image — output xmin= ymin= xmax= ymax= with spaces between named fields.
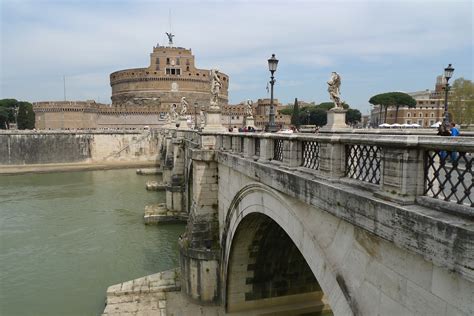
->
xmin=1 ymin=0 xmax=472 ymax=114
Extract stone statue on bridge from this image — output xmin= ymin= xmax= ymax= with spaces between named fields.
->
xmin=327 ymin=72 xmax=342 ymax=109
xmin=169 ymin=103 xmax=178 ymax=122
xmin=210 ymin=69 xmax=222 ymax=110
xmin=245 ymin=100 xmax=253 ymax=118
xmin=180 ymin=97 xmax=188 ymax=116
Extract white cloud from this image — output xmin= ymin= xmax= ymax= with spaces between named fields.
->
xmin=1 ymin=0 xmax=472 ymax=111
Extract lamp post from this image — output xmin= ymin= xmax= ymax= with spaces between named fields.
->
xmin=267 ymin=54 xmax=279 ymax=132
xmin=443 ymin=63 xmax=454 ymax=125
xmin=194 ymin=102 xmax=198 ymax=130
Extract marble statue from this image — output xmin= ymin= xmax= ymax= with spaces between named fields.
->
xmin=210 ymin=69 xmax=221 ymax=106
xmin=199 ymin=106 xmax=205 ymax=126
xmin=327 ymin=72 xmax=342 ymax=109
xmin=170 ymin=103 xmax=178 ymax=121
xmin=245 ymin=100 xmax=253 ymax=118
xmin=180 ymin=97 xmax=188 ymax=116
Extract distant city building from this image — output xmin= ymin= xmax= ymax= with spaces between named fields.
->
xmin=370 ymin=75 xmax=448 ymax=127
xmin=220 ymin=99 xmax=291 ymax=130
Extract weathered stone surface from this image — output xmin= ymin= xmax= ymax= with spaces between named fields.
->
xmin=137 ymin=168 xmax=162 ymax=175
xmin=144 ymin=203 xmax=187 ymax=224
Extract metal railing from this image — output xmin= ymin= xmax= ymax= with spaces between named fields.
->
xmin=302 ymin=141 xmax=320 ymax=170
xmin=425 ymin=150 xmax=473 ymax=207
xmin=345 ymin=144 xmax=381 ymax=185
xmin=273 ymin=139 xmax=283 ymax=162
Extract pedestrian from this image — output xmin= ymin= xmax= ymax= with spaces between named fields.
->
xmin=437 ymin=124 xmax=450 ymax=161
xmin=449 ymin=122 xmax=460 ymax=161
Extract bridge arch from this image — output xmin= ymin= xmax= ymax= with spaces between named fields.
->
xmin=221 ymin=183 xmax=354 ymax=315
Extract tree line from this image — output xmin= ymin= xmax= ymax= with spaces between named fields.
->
xmin=280 ymin=100 xmax=362 ymax=128
xmin=0 ymin=99 xmax=35 ymax=129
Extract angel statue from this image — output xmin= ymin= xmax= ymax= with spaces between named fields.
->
xmin=180 ymin=97 xmax=188 ymax=116
xmin=327 ymin=72 xmax=342 ymax=108
xmin=165 ymin=32 xmax=175 ymax=46
xmin=169 ymin=103 xmax=178 ymax=121
xmin=210 ymin=69 xmax=222 ymax=103
xmin=245 ymin=99 xmax=253 ymax=118
xmin=199 ymin=106 xmax=205 ymax=127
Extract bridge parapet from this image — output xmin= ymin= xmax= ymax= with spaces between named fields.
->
xmin=214 ymin=132 xmax=473 ymax=215
xmin=158 ymin=128 xmax=473 ymax=313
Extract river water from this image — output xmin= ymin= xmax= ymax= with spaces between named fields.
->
xmin=0 ymin=169 xmax=184 ymax=316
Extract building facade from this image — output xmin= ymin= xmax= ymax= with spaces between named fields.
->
xmin=370 ymin=76 xmax=448 ymax=127
xmin=220 ymin=99 xmax=291 ymax=130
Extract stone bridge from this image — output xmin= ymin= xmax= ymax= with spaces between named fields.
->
xmin=153 ymin=127 xmax=473 ymax=315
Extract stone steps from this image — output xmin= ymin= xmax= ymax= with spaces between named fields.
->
xmin=102 ymin=269 xmax=180 ymax=316
xmin=144 ymin=203 xmax=188 ymax=224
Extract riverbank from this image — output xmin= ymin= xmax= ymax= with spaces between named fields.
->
xmin=0 ymin=161 xmax=159 ymax=175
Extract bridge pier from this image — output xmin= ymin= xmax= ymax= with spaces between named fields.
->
xmin=179 ymin=135 xmax=222 ymax=304
xmin=166 ymin=133 xmax=186 ymax=212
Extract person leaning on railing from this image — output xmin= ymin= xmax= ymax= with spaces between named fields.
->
xmin=449 ymin=122 xmax=460 ymax=161
xmin=437 ymin=124 xmax=451 ymax=161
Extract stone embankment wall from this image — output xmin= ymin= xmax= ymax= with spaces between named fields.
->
xmin=0 ymin=130 xmax=160 ymax=165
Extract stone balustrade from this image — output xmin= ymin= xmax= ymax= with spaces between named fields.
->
xmin=185 ymin=131 xmax=473 ymax=216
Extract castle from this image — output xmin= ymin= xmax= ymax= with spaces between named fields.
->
xmin=34 ymin=43 xmax=230 ymax=130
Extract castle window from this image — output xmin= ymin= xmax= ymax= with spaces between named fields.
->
xmin=430 ymin=113 xmax=434 ymax=117
xmin=156 ymin=58 xmax=160 ymax=64
xmin=419 ymin=113 xmax=422 ymax=118
xmin=407 ymin=113 xmax=411 ymax=117
xmin=166 ymin=58 xmax=170 ymax=65
xmin=166 ymin=68 xmax=170 ymax=75
xmin=186 ymin=59 xmax=190 ymax=65
xmin=171 ymin=69 xmax=176 ymax=75
xmin=177 ymin=69 xmax=181 ymax=75
xmin=186 ymin=66 xmax=190 ymax=71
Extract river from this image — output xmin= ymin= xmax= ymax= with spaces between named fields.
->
xmin=0 ymin=169 xmax=184 ymax=316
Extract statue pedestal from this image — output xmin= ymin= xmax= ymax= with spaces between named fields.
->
xmin=177 ymin=117 xmax=189 ymax=130
xmin=244 ymin=116 xmax=256 ymax=129
xmin=320 ymin=108 xmax=351 ymax=132
xmin=203 ymin=111 xmax=226 ymax=132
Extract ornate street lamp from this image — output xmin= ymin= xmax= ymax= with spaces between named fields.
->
xmin=443 ymin=63 xmax=454 ymax=125
xmin=267 ymin=54 xmax=279 ymax=132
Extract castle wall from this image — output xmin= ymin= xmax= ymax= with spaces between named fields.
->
xmin=0 ymin=130 xmax=159 ymax=165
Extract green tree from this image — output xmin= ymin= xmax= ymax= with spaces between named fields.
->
xmin=279 ymin=107 xmax=293 ymax=115
xmin=369 ymin=92 xmax=416 ymax=123
xmin=346 ymin=108 xmax=362 ymax=125
xmin=291 ymin=98 xmax=300 ymax=128
xmin=0 ymin=107 xmax=10 ymax=129
xmin=450 ymin=78 xmax=474 ymax=125
xmin=17 ymin=102 xmax=35 ymax=129
xmin=0 ymin=99 xmax=19 ymax=127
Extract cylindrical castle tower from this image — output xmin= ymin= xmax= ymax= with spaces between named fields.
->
xmin=110 ymin=45 xmax=229 ymax=113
